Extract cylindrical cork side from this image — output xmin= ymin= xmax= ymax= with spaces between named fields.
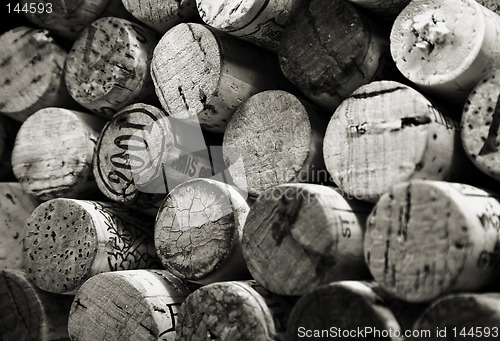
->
xmin=461 ymin=70 xmax=500 ymax=181
xmin=196 ymin=0 xmax=306 ymax=52
xmin=411 ymin=293 xmax=500 ymax=338
xmin=176 ymin=281 xmax=291 ymax=340
xmin=242 ymin=184 xmax=371 ymax=296
xmin=286 ymin=281 xmax=410 ymax=341
xmin=0 ymin=183 xmax=39 ymax=270
xmin=11 ymin=107 xmax=105 ymax=201
xmin=65 ymin=17 xmax=158 ymax=118
xmin=390 ymin=0 xmax=500 ymax=103
xmin=0 ymin=27 xmax=75 ymax=122
xmin=323 ymin=80 xmax=463 ymax=202
xmin=364 ymin=180 xmax=500 ymax=302
xmin=0 ymin=269 xmax=73 ymax=341
xmin=23 ymin=199 xmax=100 ymax=294
xmin=68 ymin=269 xmax=191 ymax=341
xmin=93 ymin=102 xmax=168 ymax=207
xmin=122 ymin=0 xmax=200 ymax=33
xmin=346 ymin=0 xmax=411 ymax=19
xmin=223 ymin=90 xmax=326 ymax=197
xmin=155 ymin=178 xmax=250 ymax=283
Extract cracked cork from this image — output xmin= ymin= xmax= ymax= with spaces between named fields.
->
xmin=278 ymin=0 xmax=398 ymax=111
xmin=23 ymin=199 xmax=159 ymax=295
xmin=323 ymin=80 xmax=467 ymax=202
xmin=364 ymin=180 xmax=500 ymax=302
xmin=150 ymin=23 xmax=291 ymax=133
xmin=176 ymin=281 xmax=292 ymax=340
xmin=155 ymin=178 xmax=250 ymax=284
xmin=0 ymin=28 xmax=76 ymax=122
xmin=68 ymin=270 xmax=191 ymax=341
xmin=65 ymin=17 xmax=159 ymax=118
xmin=242 ymin=184 xmax=371 ymax=296
xmin=223 ymin=90 xmax=327 ymax=198
xmin=11 ymin=108 xmax=105 ymax=201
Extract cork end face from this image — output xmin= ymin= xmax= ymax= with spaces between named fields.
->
xmin=286 ymin=281 xmax=401 ymax=341
xmin=177 ymin=282 xmax=276 ymax=340
xmin=93 ymin=103 xmax=169 ymax=203
xmin=65 ymin=17 xmax=152 ymax=115
xmin=223 ymin=90 xmax=313 ymax=197
xmin=324 ymin=81 xmax=440 ymax=202
xmin=390 ymin=0 xmax=484 ymax=86
xmin=414 ymin=293 xmax=500 ymax=331
xmin=150 ymin=23 xmax=221 ymax=122
xmin=0 ymin=269 xmax=45 ymax=340
xmin=278 ymin=0 xmax=371 ymax=104
xmin=0 ymin=28 xmax=65 ymax=120
xmin=155 ymin=179 xmax=238 ymax=281
xmin=11 ymin=108 xmax=93 ymax=201
xmin=364 ymin=181 xmax=473 ymax=302
xmin=461 ymin=71 xmax=500 ymax=181
xmin=24 ymin=199 xmax=98 ymax=294
xmin=68 ymin=272 xmax=158 ymax=341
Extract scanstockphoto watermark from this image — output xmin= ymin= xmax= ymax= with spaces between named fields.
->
xmin=125 ymin=115 xmax=376 ymax=202
xmin=297 ymin=326 xmax=433 ymax=339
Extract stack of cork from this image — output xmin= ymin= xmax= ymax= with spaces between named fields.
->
xmin=2 ymin=0 xmax=500 ymax=340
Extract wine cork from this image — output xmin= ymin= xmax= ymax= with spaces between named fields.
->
xmin=68 ymin=269 xmax=191 ymax=341
xmin=461 ymin=70 xmax=500 ymax=182
xmin=122 ymin=0 xmax=201 ymax=33
xmin=22 ymin=0 xmax=132 ymax=41
xmin=93 ymin=103 xmax=168 ymax=210
xmin=390 ymin=0 xmax=500 ymax=105
xmin=242 ymin=184 xmax=371 ymax=296
xmin=0 ymin=27 xmax=76 ymax=122
xmin=346 ymin=0 xmax=410 ymax=20
xmin=323 ymin=81 xmax=467 ymax=203
xmin=0 ymin=183 xmax=39 ymax=270
xmin=364 ymin=180 xmax=500 ymax=303
xmin=476 ymin=0 xmax=500 ymax=15
xmin=286 ymin=281 xmax=426 ymax=341
xmin=177 ymin=280 xmax=292 ymax=340
xmin=155 ymin=178 xmax=250 ymax=284
xmin=64 ymin=17 xmax=158 ymax=118
xmin=0 ymin=269 xmax=74 ymax=341
xmin=11 ymin=107 xmax=105 ymax=201
xmin=278 ymin=0 xmax=398 ymax=112
xmin=196 ymin=0 xmax=306 ymax=52
xmin=0 ymin=115 xmax=20 ymax=181
xmin=223 ymin=90 xmax=326 ymax=197
xmin=412 ymin=293 xmax=500 ymax=339
xmin=151 ymin=22 xmax=293 ymax=133
xmin=23 ymin=198 xmax=160 ymax=294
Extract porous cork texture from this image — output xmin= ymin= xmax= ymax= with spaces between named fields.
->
xmin=23 ymin=199 xmax=99 ymax=294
